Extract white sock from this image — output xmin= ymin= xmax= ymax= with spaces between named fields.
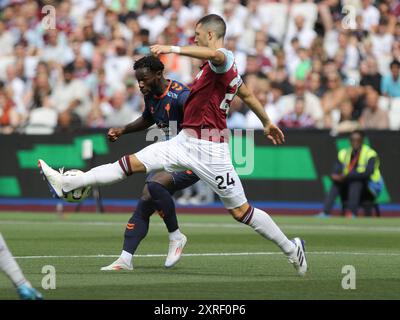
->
xmin=0 ymin=234 xmax=29 ymax=287
xmin=169 ymin=229 xmax=183 ymax=241
xmin=245 ymin=207 xmax=295 ymax=255
xmin=120 ymin=250 xmax=133 ymax=266
xmin=63 ymin=161 xmax=127 ymax=192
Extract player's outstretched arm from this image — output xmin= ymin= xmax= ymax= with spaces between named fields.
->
xmin=107 ymin=116 xmax=154 ymax=142
xmin=150 ymin=45 xmax=225 ymax=66
xmin=237 ymin=83 xmax=285 ymax=145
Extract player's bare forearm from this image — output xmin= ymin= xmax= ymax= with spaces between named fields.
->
xmin=237 ymin=84 xmax=271 ymax=127
xmin=237 ymin=83 xmax=284 ymax=145
xmin=123 ymin=116 xmax=154 ymax=134
xmin=150 ymin=45 xmax=225 ymax=65
xmin=108 ymin=116 xmax=153 ymax=142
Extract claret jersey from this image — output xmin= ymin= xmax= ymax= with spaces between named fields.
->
xmin=181 ymin=48 xmax=243 ymax=135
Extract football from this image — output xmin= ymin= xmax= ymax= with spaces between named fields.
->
xmin=62 ymin=169 xmax=92 ymax=203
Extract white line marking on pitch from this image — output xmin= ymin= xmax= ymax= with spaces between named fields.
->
xmin=1 ymin=220 xmax=400 ymax=232
xmin=13 ymin=251 xmax=400 ymax=259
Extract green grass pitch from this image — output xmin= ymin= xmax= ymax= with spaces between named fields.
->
xmin=0 ymin=212 xmax=399 ymax=300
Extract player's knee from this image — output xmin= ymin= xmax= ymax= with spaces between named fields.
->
xmin=147 ymin=181 xmax=165 ymax=198
xmin=128 ymin=154 xmax=146 ymax=172
xmin=149 ymin=172 xmax=174 ymax=190
xmin=229 ymin=208 xmax=246 ymax=222
xmin=141 ymin=185 xmax=152 ymax=202
xmin=229 ymin=203 xmax=250 ymax=222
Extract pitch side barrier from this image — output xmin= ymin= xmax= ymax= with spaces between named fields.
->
xmin=0 ymin=129 xmax=399 ymax=215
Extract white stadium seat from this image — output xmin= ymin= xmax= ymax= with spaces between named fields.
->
xmin=287 ymin=2 xmax=318 ymax=35
xmin=378 ymin=96 xmax=390 ymax=112
xmin=388 ymin=98 xmax=400 ymax=130
xmin=258 ymin=3 xmax=289 ymax=42
xmin=24 ymin=107 xmax=58 ymax=135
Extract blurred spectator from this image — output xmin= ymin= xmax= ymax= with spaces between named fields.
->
xmin=124 ymin=77 xmax=141 ymax=113
xmin=381 ymin=60 xmax=400 ymax=97
xmin=359 ymin=89 xmax=389 ymax=129
xmin=101 ymin=88 xmax=140 ymax=127
xmin=360 ymin=57 xmax=382 ymax=94
xmin=280 ymin=79 xmax=323 ymax=127
xmin=104 ymin=37 xmax=132 ymax=85
xmin=334 ymin=99 xmax=361 ymax=134
xmin=285 ymin=15 xmax=317 ymax=51
xmin=278 ymin=97 xmax=315 ymax=129
xmin=26 ymin=72 xmax=52 ymax=110
xmin=321 ymin=72 xmax=347 ymax=123
xmin=41 ymin=30 xmax=74 ymax=65
xmin=56 ymin=110 xmax=82 ymax=133
xmin=5 ymin=64 xmax=26 ymax=115
xmin=226 ymin=36 xmax=247 ymax=75
xmin=345 ymin=83 xmax=366 ymax=120
xmin=371 ymin=18 xmax=394 ymax=64
xmin=253 ymin=31 xmax=273 ymax=74
xmin=361 ymin=0 xmax=380 ymax=32
xmin=0 ymin=20 xmax=14 ymax=57
xmin=246 ymin=81 xmax=284 ymax=128
xmin=308 ymin=72 xmax=325 ymax=98
xmin=50 ymin=64 xmax=91 ymax=121
xmin=164 ymin=0 xmax=192 ymax=29
xmin=138 ymin=1 xmax=168 ymax=43
xmin=134 ymin=28 xmax=151 ymax=55
xmin=0 ymin=81 xmax=21 ymax=134
xmin=294 ymin=48 xmax=312 ymax=81
xmin=227 ymin=96 xmax=246 ymax=129
xmin=270 ymin=66 xmax=294 ymax=95
xmin=0 ymin=0 xmax=398 ymax=134
xmin=86 ymin=105 xmax=105 ymax=128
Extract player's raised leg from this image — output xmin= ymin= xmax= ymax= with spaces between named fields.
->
xmin=0 ymin=233 xmax=43 ymax=299
xmin=38 ymin=154 xmax=145 ymax=198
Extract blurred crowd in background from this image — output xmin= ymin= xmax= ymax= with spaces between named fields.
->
xmin=1 ymin=0 xmax=400 ymax=135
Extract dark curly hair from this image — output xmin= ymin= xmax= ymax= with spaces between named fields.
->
xmin=133 ymin=55 xmax=164 ymax=72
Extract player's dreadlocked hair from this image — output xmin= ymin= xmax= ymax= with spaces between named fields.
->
xmin=133 ymin=55 xmax=164 ymax=72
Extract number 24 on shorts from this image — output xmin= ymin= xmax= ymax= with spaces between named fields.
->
xmin=215 ymin=172 xmax=236 ymax=190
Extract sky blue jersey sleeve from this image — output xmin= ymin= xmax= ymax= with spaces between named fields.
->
xmin=208 ymin=48 xmax=235 ymax=74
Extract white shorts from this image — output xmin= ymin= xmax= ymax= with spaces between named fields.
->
xmin=135 ymin=130 xmax=248 ymax=209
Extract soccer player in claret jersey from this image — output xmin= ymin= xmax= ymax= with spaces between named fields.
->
xmin=101 ymin=56 xmax=199 ymax=270
xmin=39 ymin=14 xmax=307 ymax=276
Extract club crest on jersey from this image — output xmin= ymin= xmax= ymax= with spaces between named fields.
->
xmin=150 ymin=106 xmax=155 ymax=114
xmin=165 ymin=103 xmax=170 ymax=117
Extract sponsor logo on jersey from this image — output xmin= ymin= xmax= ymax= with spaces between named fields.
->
xmin=167 ymin=91 xmax=178 ymax=99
